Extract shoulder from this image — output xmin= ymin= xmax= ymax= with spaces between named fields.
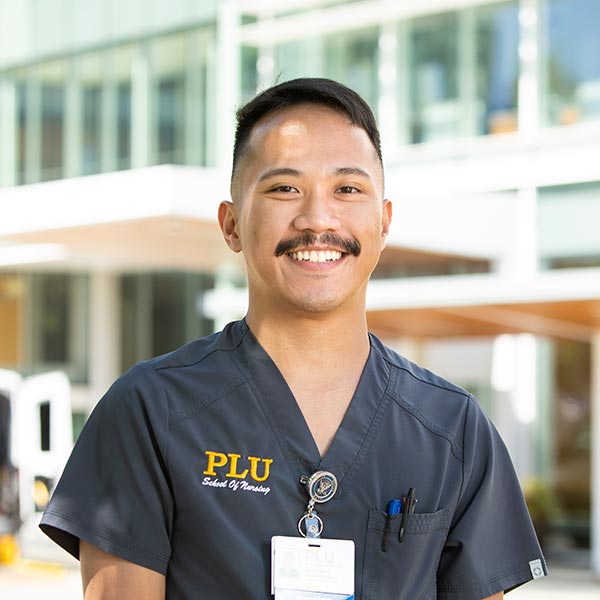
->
xmin=370 ymin=334 xmax=484 ymax=460
xmin=113 ymin=320 xmax=250 ymax=418
xmin=146 ymin=319 xmax=248 ymax=373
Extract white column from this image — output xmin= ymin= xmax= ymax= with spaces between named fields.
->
xmin=377 ymin=23 xmax=399 ymax=158
xmin=591 ymin=330 xmax=600 ymax=576
xmin=458 ymin=8 xmax=477 ymax=138
xmin=492 ymin=333 xmax=537 ymax=480
xmin=131 ymin=43 xmax=151 ymax=169
xmin=395 ymin=19 xmax=411 ymax=146
xmin=518 ymin=0 xmax=541 ymax=141
xmin=215 ymin=0 xmax=241 ymax=172
xmin=211 ymin=265 xmax=246 ymax=333
xmin=88 ymin=272 xmax=121 ymax=413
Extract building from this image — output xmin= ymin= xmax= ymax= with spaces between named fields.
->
xmin=0 ymin=0 xmax=598 ymax=572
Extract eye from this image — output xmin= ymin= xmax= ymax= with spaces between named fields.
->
xmin=269 ymin=185 xmax=298 ymax=193
xmin=336 ymin=185 xmax=361 ymax=194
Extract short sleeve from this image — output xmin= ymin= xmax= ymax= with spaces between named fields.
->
xmin=39 ymin=363 xmax=173 ymax=575
xmin=437 ymin=395 xmax=547 ymax=599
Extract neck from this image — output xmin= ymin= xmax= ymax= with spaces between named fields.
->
xmin=246 ymin=307 xmax=370 ymax=373
xmin=245 ymin=303 xmax=371 ymax=457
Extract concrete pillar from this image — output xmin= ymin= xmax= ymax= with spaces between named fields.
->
xmin=131 ymin=43 xmax=151 ymax=169
xmin=215 ymin=0 xmax=240 ymax=172
xmin=88 ymin=272 xmax=120 ymax=413
xmin=518 ymin=0 xmax=541 ymax=140
xmin=458 ymin=8 xmax=477 ymax=138
xmin=492 ymin=333 xmax=537 ymax=480
xmin=591 ymin=330 xmax=600 ymax=576
xmin=377 ymin=23 xmax=399 ymax=157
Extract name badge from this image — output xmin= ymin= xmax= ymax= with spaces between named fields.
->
xmin=271 ymin=536 xmax=355 ymax=599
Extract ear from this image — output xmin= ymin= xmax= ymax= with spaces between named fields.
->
xmin=380 ymin=199 xmax=392 ymax=249
xmin=218 ymin=201 xmax=242 ymax=253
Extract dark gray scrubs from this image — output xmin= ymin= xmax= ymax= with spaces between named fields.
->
xmin=40 ymin=319 xmax=546 ymax=599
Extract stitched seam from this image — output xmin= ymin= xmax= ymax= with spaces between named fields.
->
xmin=438 ymin=565 xmax=527 ymax=592
xmin=418 ymin=511 xmax=451 ymax=600
xmin=140 ymin=363 xmax=170 ymax=466
xmin=169 ymin=375 xmax=248 ymax=425
xmin=151 ymin=327 xmax=249 ymax=373
xmin=378 ymin=350 xmax=470 ymax=398
xmin=43 ymin=509 xmax=169 ymax=564
xmin=230 ymin=351 xmax=302 ymax=483
xmin=337 ymin=366 xmax=395 ymax=496
xmin=388 ymin=389 xmax=464 ymax=462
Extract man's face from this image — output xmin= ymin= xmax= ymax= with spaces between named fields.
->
xmin=219 ymin=103 xmax=392 ymax=318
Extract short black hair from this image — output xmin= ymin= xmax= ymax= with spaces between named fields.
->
xmin=231 ymin=78 xmax=382 ymax=184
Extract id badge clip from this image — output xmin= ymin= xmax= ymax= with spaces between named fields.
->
xmin=271 ymin=471 xmax=354 ymax=599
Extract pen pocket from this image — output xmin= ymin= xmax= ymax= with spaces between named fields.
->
xmin=361 ymin=507 xmax=450 ymax=600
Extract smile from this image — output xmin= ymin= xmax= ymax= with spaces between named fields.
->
xmin=289 ymin=250 xmax=343 ymax=263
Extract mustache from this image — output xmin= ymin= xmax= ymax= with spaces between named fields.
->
xmin=274 ymin=232 xmax=361 ymax=257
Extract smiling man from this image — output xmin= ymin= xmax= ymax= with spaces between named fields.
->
xmin=40 ymin=78 xmax=546 ymax=599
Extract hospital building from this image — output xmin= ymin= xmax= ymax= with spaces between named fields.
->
xmin=0 ymin=0 xmax=599 ymax=574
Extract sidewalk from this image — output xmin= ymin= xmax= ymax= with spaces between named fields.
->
xmin=0 ymin=561 xmax=598 ymax=599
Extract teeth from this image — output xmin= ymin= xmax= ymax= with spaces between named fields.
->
xmin=290 ymin=250 xmax=342 ymax=263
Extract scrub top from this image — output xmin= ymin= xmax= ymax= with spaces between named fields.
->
xmin=40 ymin=319 xmax=546 ymax=599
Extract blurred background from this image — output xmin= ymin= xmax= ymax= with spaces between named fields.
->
xmin=0 ymin=0 xmax=599 ymax=594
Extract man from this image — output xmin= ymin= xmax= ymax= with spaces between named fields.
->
xmin=40 ymin=78 xmax=546 ymax=599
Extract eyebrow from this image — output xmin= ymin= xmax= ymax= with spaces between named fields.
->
xmin=257 ymin=168 xmax=302 ymax=182
xmin=257 ymin=166 xmax=373 ymax=182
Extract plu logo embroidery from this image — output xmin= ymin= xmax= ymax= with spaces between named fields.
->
xmin=202 ymin=450 xmax=274 ymax=496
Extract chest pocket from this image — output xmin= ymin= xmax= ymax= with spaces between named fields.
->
xmin=361 ymin=508 xmax=450 ymax=600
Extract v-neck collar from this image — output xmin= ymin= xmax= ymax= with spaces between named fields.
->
xmin=231 ymin=319 xmax=392 ymax=496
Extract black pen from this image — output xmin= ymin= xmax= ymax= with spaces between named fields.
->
xmin=381 ymin=499 xmax=402 ymax=552
xmin=399 ymin=488 xmax=416 ymax=543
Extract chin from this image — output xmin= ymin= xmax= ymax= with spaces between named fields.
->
xmin=286 ymin=293 xmax=349 ymax=314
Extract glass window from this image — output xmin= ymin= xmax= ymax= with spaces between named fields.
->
xmin=117 ymin=81 xmax=132 ymax=169
xmin=552 ymin=339 xmax=591 ymax=546
xmin=82 ymin=86 xmax=102 ymax=175
xmin=543 ymin=0 xmax=600 ymax=126
xmin=120 ymin=272 xmax=214 ymax=372
xmin=241 ymin=46 xmax=259 ymax=103
xmin=40 ymin=82 xmax=64 ymax=180
xmin=152 ymin=273 xmax=187 ymax=356
xmin=37 ymin=274 xmax=69 ymax=363
xmin=274 ymin=28 xmax=378 ymax=114
xmin=28 ymin=273 xmax=89 ymax=383
xmin=409 ymin=13 xmax=459 ymax=143
xmin=275 ymin=37 xmax=323 ymax=82
xmin=475 ymin=2 xmax=519 ymax=135
xmin=39 ymin=62 xmax=66 ymax=182
xmin=152 ymin=34 xmax=186 ymax=165
xmin=324 ymin=28 xmax=379 ymax=114
xmin=113 ymin=45 xmax=134 ymax=171
xmin=16 ymin=79 xmax=27 ymax=185
xmin=78 ymin=53 xmax=105 ymax=176
xmin=0 ymin=275 xmax=23 ymax=370
xmin=538 ymin=182 xmax=600 ymax=269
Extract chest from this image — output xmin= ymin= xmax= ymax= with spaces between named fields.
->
xmin=163 ymin=386 xmax=462 ymax=600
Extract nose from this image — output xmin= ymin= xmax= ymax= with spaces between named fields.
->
xmin=292 ymin=188 xmax=342 ymax=233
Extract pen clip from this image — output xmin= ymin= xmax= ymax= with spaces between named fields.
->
xmin=399 ymin=488 xmax=417 ymax=543
xmin=381 ymin=499 xmax=402 ymax=552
